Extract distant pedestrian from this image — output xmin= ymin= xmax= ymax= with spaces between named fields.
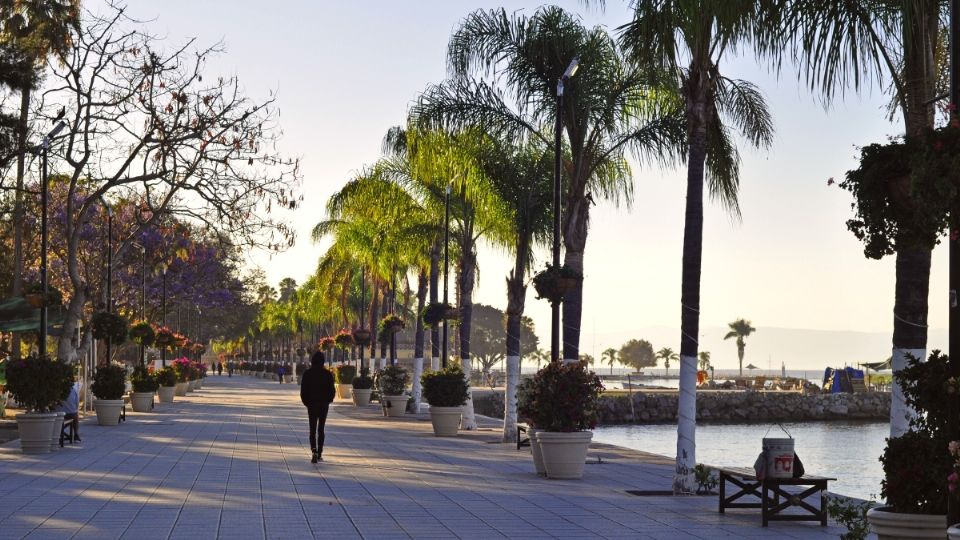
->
xmin=277 ymin=365 xmax=285 ymax=384
xmin=217 ymin=362 xmax=223 ymax=376
xmin=300 ymin=351 xmax=335 ymax=463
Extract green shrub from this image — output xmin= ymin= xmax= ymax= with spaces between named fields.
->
xmin=352 ymin=367 xmax=373 ymax=389
xmin=91 ymin=312 xmax=129 ymax=344
xmin=128 ymin=321 xmax=155 ymax=347
xmin=92 ymin=364 xmax=126 ymax=400
xmin=421 ymin=366 xmax=469 ymax=407
xmin=130 ymin=366 xmax=159 ymax=393
xmin=335 ymin=365 xmax=357 ymax=384
xmin=527 ymin=361 xmax=603 ymax=432
xmin=378 ymin=364 xmax=409 ymax=395
xmin=4 ymin=355 xmax=73 ymax=412
xmin=155 ymin=367 xmax=177 ymax=387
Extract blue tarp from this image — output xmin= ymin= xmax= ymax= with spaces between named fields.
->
xmin=822 ymin=367 xmax=864 ymax=393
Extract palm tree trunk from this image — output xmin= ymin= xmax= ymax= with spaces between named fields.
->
xmin=411 ymin=271 xmax=428 ymax=414
xmin=561 ymin=196 xmax=589 ymax=361
xmin=11 ymin=86 xmax=30 ymax=361
xmin=502 ymin=237 xmax=529 ymax=443
xmin=737 ymin=344 xmax=745 ymax=377
xmin=429 ymin=240 xmax=441 ymax=371
xmin=458 ymin=240 xmax=478 ymax=430
xmin=369 ymin=281 xmax=379 ymax=368
xmin=675 ymin=93 xmax=709 ymax=495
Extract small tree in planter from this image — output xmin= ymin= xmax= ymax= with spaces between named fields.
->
xmin=156 ymin=367 xmax=178 ymax=403
xmin=532 ymin=264 xmax=582 ymax=304
xmin=516 ymin=377 xmax=546 ymax=475
xmin=92 ymin=364 xmax=127 ymax=426
xmin=351 ymin=368 xmax=374 ymax=406
xmin=421 ymin=302 xmax=458 ymax=329
xmin=129 ymin=366 xmax=158 ymax=412
xmin=421 ymin=366 xmax=469 ymax=436
xmin=334 ymin=365 xmax=357 ymax=399
xmin=5 ymin=355 xmax=73 ymax=454
xmin=867 ymin=351 xmax=954 ymax=537
xmin=378 ymin=364 xmax=410 ymax=417
xmin=528 ymin=361 xmax=603 ymax=479
xmin=92 ymin=312 xmax=129 ymax=345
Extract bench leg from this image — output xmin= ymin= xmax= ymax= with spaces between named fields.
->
xmin=719 ymin=473 xmax=725 ymax=513
xmin=821 ymin=484 xmax=827 ymax=526
xmin=761 ymin=481 xmax=768 ymax=527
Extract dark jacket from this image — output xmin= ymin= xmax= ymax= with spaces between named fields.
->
xmin=300 ymin=366 xmax=335 ymax=408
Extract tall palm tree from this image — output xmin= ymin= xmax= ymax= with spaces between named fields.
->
xmin=602 ymin=347 xmax=619 ymax=376
xmin=656 ymin=347 xmax=678 ymax=377
xmin=416 ymin=6 xmax=686 ymax=361
xmin=619 ymin=1 xmax=775 ymax=493
xmin=697 ymin=351 xmax=711 ymax=372
xmin=724 ymin=318 xmax=756 ymax=376
xmin=782 ymin=0 xmax=943 ymax=439
xmin=0 ymin=0 xmax=79 ymax=360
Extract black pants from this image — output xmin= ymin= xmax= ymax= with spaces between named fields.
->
xmin=307 ymin=403 xmax=330 ymax=455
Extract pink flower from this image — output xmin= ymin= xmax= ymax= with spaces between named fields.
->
xmin=950 ymin=441 xmax=960 ymax=457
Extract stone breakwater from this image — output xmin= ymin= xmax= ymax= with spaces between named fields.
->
xmin=471 ymin=390 xmax=891 ymax=424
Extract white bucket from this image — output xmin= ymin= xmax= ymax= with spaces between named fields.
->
xmin=763 ymin=437 xmax=795 ymax=478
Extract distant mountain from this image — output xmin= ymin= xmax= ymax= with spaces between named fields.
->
xmin=580 ymin=325 xmax=948 ymax=371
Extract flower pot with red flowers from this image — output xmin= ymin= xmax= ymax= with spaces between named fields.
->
xmin=319 ymin=337 xmax=336 ymax=352
xmin=532 ymin=264 xmax=582 ymax=305
xmin=867 ymin=351 xmax=952 ymax=539
xmin=527 ymin=361 xmax=603 ymax=479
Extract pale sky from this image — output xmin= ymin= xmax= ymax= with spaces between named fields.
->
xmin=119 ymin=1 xmax=948 ymax=370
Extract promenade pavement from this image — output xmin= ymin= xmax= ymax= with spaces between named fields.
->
xmin=0 ymin=375 xmax=849 ymax=539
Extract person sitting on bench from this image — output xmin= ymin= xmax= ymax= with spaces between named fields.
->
xmin=54 ymin=381 xmax=81 ymax=442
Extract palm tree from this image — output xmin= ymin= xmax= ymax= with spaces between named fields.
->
xmin=0 ymin=0 xmax=79 ymax=360
xmin=782 ymin=0 xmax=943 ymax=439
xmin=416 ymin=6 xmax=686 ymax=361
xmin=656 ymin=347 xmax=678 ymax=377
xmin=619 ymin=1 xmax=775 ymax=493
xmin=698 ymin=351 xmax=711 ymax=372
xmin=602 ymin=347 xmax=619 ymax=376
xmin=724 ymin=319 xmax=756 ymax=377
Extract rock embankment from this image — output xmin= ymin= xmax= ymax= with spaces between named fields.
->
xmin=470 ymin=390 xmax=890 ymax=424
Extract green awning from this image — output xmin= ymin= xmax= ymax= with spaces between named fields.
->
xmin=0 ymin=296 xmax=65 ymax=333
xmin=861 ymin=359 xmax=892 ymax=371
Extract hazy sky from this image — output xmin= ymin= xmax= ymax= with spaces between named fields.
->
xmin=119 ymin=1 xmax=949 ymax=369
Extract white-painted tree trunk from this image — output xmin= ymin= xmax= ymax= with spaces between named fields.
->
xmin=673 ymin=354 xmax=697 ymax=494
xmin=411 ymin=357 xmax=424 ymax=414
xmin=502 ymin=355 xmax=520 ymax=442
xmin=890 ymin=347 xmax=922 ymax=438
xmin=562 ymin=357 xmax=578 ymax=364
xmin=460 ymin=356 xmax=477 ymax=430
xmin=430 ymin=356 xmax=439 ymax=372
xmin=378 ymin=357 xmax=386 ymax=370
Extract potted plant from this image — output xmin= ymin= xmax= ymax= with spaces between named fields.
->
xmin=128 ymin=321 xmax=155 ymax=347
xmin=24 ymin=283 xmax=63 ymax=308
xmin=516 ymin=378 xmax=545 ymax=475
xmin=319 ymin=337 xmax=335 ymax=352
xmin=335 ymin=365 xmax=356 ymax=400
xmin=867 ymin=351 xmax=953 ymax=538
xmin=156 ymin=367 xmax=177 ymax=403
xmin=91 ymin=311 xmax=129 ymax=344
xmin=129 ymin=365 xmax=157 ymax=412
xmin=351 ymin=368 xmax=374 ymax=406
xmin=352 ymin=328 xmax=372 ymax=347
xmin=171 ymin=358 xmax=190 ymax=396
xmin=4 ymin=355 xmax=72 ymax=454
xmin=531 ymin=264 xmax=582 ymax=304
xmin=527 ymin=361 xmax=603 ymax=479
xmin=421 ymin=366 xmax=468 ymax=436
xmin=378 ymin=364 xmax=410 ymax=417
xmin=92 ymin=364 xmax=127 ymax=426
xmin=335 ymin=330 xmax=355 ymax=350
xmin=378 ymin=314 xmax=405 ymax=335
xmin=420 ymin=302 xmax=458 ymax=329
xmin=154 ymin=326 xmax=177 ymax=349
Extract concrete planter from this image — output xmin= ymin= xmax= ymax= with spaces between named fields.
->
xmin=187 ymin=380 xmax=197 ymax=391
xmin=195 ymin=379 xmax=203 ymax=389
xmin=158 ymin=386 xmax=175 ymax=403
xmin=352 ymin=389 xmax=372 ymax=407
xmin=174 ymin=382 xmax=188 ymax=396
xmin=16 ymin=412 xmax=55 ymax=454
xmin=383 ymin=395 xmax=409 ymax=417
xmin=335 ymin=383 xmax=353 ymax=400
xmin=50 ymin=411 xmax=65 ymax=451
xmin=529 ymin=428 xmax=546 ymax=476
xmin=867 ymin=505 xmax=946 ymax=539
xmin=131 ymin=392 xmax=154 ymax=412
xmin=537 ymin=431 xmax=593 ymax=480
xmin=428 ymin=406 xmax=462 ymax=437
xmin=94 ymin=399 xmax=124 ymax=426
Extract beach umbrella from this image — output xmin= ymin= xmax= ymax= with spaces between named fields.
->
xmin=745 ymin=363 xmax=759 ymax=370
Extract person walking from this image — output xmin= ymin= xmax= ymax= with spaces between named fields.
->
xmin=277 ymin=364 xmax=285 ymax=384
xmin=217 ymin=362 xmax=223 ymax=376
xmin=300 ymin=351 xmax=335 ymax=463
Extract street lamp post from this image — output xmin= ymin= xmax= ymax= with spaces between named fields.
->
xmin=442 ymin=184 xmax=451 ymax=369
xmin=37 ymin=120 xmax=66 ymax=359
xmin=360 ymin=269 xmax=366 ymax=370
xmin=551 ymin=58 xmax=578 ymax=363
xmin=101 ymin=198 xmax=113 ymax=364
xmin=132 ymin=241 xmax=145 ymax=366
xmin=161 ymin=264 xmax=168 ymax=366
xmin=947 ymin=0 xmax=959 ymax=527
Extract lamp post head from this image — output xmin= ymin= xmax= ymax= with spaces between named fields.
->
xmin=562 ymin=58 xmax=579 ymax=80
xmin=446 ymin=184 xmax=451 ymax=195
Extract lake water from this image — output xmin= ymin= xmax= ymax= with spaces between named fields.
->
xmin=593 ymin=421 xmax=888 ymax=501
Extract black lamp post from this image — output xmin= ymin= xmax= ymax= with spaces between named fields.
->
xmin=442 ymin=184 xmax=451 ymax=369
xmin=359 ymin=269 xmax=366 ymax=370
xmin=947 ymin=0 xmax=959 ymax=526
xmin=551 ymin=58 xmax=578 ymax=363
xmin=36 ymin=120 xmax=66 ymax=359
xmin=132 ymin=242 xmax=145 ymax=365
xmin=100 ymin=197 xmax=113 ymax=364
xmin=160 ymin=263 xmax=168 ymax=366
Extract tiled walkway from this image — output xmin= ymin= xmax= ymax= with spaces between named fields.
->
xmin=0 ymin=376 xmax=847 ymax=539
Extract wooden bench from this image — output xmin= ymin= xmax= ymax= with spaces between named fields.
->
xmin=717 ymin=466 xmax=834 ymax=527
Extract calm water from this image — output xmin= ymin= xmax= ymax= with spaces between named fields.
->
xmin=593 ymin=421 xmax=888 ymax=501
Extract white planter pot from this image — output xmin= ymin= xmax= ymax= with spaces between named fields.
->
xmin=949 ymin=524 xmax=960 ymax=540
xmin=158 ymin=386 xmax=175 ymax=403
xmin=336 ymin=384 xmax=353 ymax=400
xmin=383 ymin=395 xmax=409 ymax=417
xmin=187 ymin=380 xmax=196 ymax=391
xmin=867 ymin=505 xmax=947 ymax=540
xmin=352 ymin=389 xmax=372 ymax=407
xmin=16 ymin=412 xmax=55 ymax=454
xmin=50 ymin=412 xmax=65 ymax=451
xmin=131 ymin=392 xmax=154 ymax=412
xmin=537 ymin=431 xmax=593 ymax=480
xmin=428 ymin=406 xmax=462 ymax=437
xmin=94 ymin=399 xmax=124 ymax=426
xmin=195 ymin=379 xmax=203 ymax=389
xmin=174 ymin=382 xmax=188 ymax=396
xmin=529 ymin=428 xmax=546 ymax=476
